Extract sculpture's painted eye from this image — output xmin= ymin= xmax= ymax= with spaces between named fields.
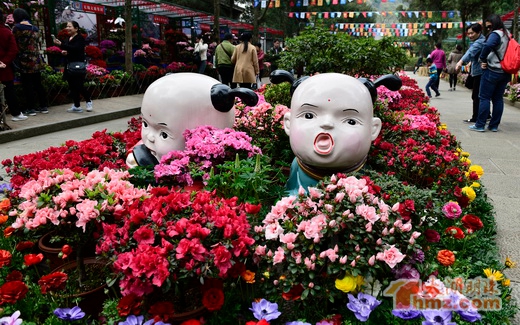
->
xmin=304 ymin=112 xmax=314 ymax=119
xmin=142 ymin=120 xmax=148 ymax=127
xmin=159 ymin=131 xmax=169 ymax=139
xmin=347 ymin=119 xmax=357 ymax=125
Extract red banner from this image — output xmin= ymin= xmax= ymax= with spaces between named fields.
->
xmin=153 ymin=15 xmax=168 ymax=24
xmin=82 ymin=3 xmax=105 ymax=14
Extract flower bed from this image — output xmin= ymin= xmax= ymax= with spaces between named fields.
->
xmin=0 ymin=73 xmax=516 ymax=325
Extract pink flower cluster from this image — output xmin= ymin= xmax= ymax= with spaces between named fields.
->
xmin=99 ymin=189 xmax=256 ymax=296
xmin=253 ymin=174 xmax=421 ymax=301
xmin=154 ymin=125 xmax=261 ymax=186
xmin=11 ymin=168 xmax=147 ymax=232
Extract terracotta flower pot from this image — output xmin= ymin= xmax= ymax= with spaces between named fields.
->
xmin=38 ymin=232 xmax=76 ymax=271
xmin=51 ymin=257 xmax=109 ymax=319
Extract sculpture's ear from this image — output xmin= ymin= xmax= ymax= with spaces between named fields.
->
xmin=211 ymin=84 xmax=259 ymax=112
xmin=269 ymin=69 xmax=310 ymax=96
xmin=374 ymin=74 xmax=402 ymax=92
xmin=358 ymin=74 xmax=402 ymax=104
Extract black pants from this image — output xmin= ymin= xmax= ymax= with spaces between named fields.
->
xmin=66 ymin=73 xmax=91 ymax=108
xmin=239 ymin=83 xmax=253 ymax=89
xmin=435 ymin=69 xmax=442 ymax=90
xmin=449 ymin=73 xmax=457 ymax=89
xmin=20 ymin=72 xmax=48 ymax=110
xmin=470 ymin=75 xmax=482 ymax=121
xmin=3 ymin=80 xmax=21 ymax=116
xmin=217 ymin=65 xmax=236 ymax=88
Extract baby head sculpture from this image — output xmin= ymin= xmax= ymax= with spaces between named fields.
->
xmin=270 ymin=70 xmax=401 ymax=194
xmin=127 ymin=73 xmax=258 ymax=167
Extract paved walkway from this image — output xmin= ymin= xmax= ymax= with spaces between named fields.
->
xmin=0 ymin=73 xmax=519 ymax=319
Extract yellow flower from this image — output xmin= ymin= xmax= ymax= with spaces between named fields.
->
xmin=459 ymin=157 xmax=471 ymax=165
xmin=438 ymin=123 xmax=447 ymax=130
xmin=483 ymin=268 xmax=504 ymax=282
xmin=470 ymin=182 xmax=481 ymax=188
xmin=468 ymin=165 xmax=484 ymax=178
xmin=263 ymin=271 xmax=270 ymax=279
xmin=505 ymin=257 xmax=516 ymax=269
xmin=461 ymin=186 xmax=476 ymax=202
xmin=502 ymin=279 xmax=511 ymax=287
xmin=335 ymin=274 xmax=364 ymax=293
xmin=460 ymin=151 xmax=470 ymax=158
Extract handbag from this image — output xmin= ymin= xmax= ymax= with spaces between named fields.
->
xmin=193 ymin=52 xmax=201 ymax=65
xmin=67 ymin=61 xmax=87 ymax=75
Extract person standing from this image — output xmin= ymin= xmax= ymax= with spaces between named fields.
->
xmin=446 ymin=44 xmax=463 ymax=91
xmin=456 ymin=23 xmax=486 ymax=123
xmin=267 ymin=38 xmax=282 ymax=72
xmin=12 ymin=8 xmax=48 ymax=115
xmin=194 ymin=34 xmax=208 ymax=74
xmin=54 ymin=21 xmax=92 ymax=113
xmin=0 ymin=9 xmax=26 ymax=121
xmin=214 ymin=33 xmax=236 ymax=88
xmin=469 ymin=14 xmax=511 ymax=132
xmin=413 ymin=54 xmax=424 ymax=74
xmin=430 ymin=42 xmax=446 ymax=93
xmin=424 ymin=58 xmax=440 ymax=98
xmin=231 ymin=32 xmax=259 ymax=89
xmin=255 ymin=42 xmax=265 ymax=79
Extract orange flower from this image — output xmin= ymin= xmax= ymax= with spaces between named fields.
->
xmin=437 ymin=249 xmax=455 ymax=266
xmin=241 ymin=270 xmax=256 ymax=284
xmin=0 ymin=198 xmax=10 ymax=211
xmin=3 ymin=226 xmax=15 ymax=237
xmin=0 ymin=214 xmax=8 ymax=225
xmin=0 ymin=250 xmax=12 ymax=267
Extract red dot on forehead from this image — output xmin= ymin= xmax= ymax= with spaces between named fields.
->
xmin=328 ymin=99 xmax=331 ymax=102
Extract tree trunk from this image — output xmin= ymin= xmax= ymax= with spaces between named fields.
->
xmin=124 ymin=0 xmax=133 ymax=73
xmin=214 ymin=0 xmax=221 ymax=42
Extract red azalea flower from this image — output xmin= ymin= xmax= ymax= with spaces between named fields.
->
xmin=461 ymin=214 xmax=484 ymax=233
xmin=117 ymin=293 xmax=142 ymax=317
xmin=244 ymin=203 xmax=262 ymax=214
xmin=24 ymin=253 xmax=44 ymax=266
xmin=148 ymin=301 xmax=175 ymax=322
xmin=38 ymin=272 xmax=68 ymax=294
xmin=445 ymin=226 xmax=465 ymax=239
xmin=3 ymin=226 xmax=15 ymax=237
xmin=15 ymin=241 xmax=34 ymax=251
xmin=0 ymin=250 xmax=12 ymax=267
xmin=6 ymin=270 xmax=23 ymax=282
xmin=246 ymin=320 xmax=269 ymax=325
xmin=0 ymin=280 xmax=29 ymax=304
xmin=398 ymin=199 xmax=415 ymax=222
xmin=202 ymin=287 xmax=225 ymax=311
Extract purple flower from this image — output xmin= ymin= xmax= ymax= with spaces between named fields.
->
xmin=144 ymin=320 xmax=170 ymax=325
xmin=394 ymin=264 xmax=420 ymax=279
xmin=285 ymin=322 xmax=311 ymax=325
xmin=0 ymin=183 xmax=12 ymax=193
xmin=346 ymin=292 xmax=381 ymax=322
xmin=421 ymin=310 xmax=456 ymax=325
xmin=392 ymin=308 xmax=421 ymax=320
xmin=411 ymin=249 xmax=425 ymax=263
xmin=315 ymin=321 xmax=333 ymax=325
xmin=457 ymin=309 xmax=482 ymax=322
xmin=0 ymin=310 xmax=22 ymax=325
xmin=53 ymin=306 xmax=85 ymax=321
xmin=250 ymin=298 xmax=282 ymax=321
xmin=118 ymin=315 xmax=144 ymax=325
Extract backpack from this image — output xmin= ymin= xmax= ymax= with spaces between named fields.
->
xmin=498 ymin=33 xmax=520 ymax=74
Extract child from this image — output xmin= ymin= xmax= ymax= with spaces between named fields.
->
xmin=425 ymin=58 xmax=440 ymax=98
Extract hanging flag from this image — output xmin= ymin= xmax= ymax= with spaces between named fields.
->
xmin=340 ymin=0 xmax=346 ymax=3
xmin=442 ymin=11 xmax=447 ymax=18
xmin=428 ymin=11 xmax=432 ymax=18
xmin=448 ymin=22 xmax=453 ymax=28
xmin=318 ymin=0 xmax=323 ymax=5
xmin=448 ymin=11 xmax=455 ymax=18
xmin=276 ymin=0 xmax=281 ymax=7
xmin=333 ymin=0 xmax=338 ymax=4
xmin=296 ymin=0 xmax=302 ymax=6
xmin=303 ymin=0 xmax=309 ymax=5
xmin=289 ymin=12 xmax=294 ymax=17
xmin=254 ymin=0 xmax=259 ymax=7
xmin=260 ymin=1 xmax=266 ymax=8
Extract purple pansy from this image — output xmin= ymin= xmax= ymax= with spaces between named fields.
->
xmin=285 ymin=322 xmax=311 ymax=325
xmin=392 ymin=308 xmax=421 ymax=320
xmin=346 ymin=292 xmax=381 ymax=322
xmin=0 ymin=310 xmax=23 ymax=325
xmin=250 ymin=298 xmax=282 ymax=321
xmin=118 ymin=315 xmax=144 ymax=325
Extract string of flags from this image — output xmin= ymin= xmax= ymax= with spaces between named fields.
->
xmin=332 ymin=21 xmax=478 ymax=37
xmin=289 ymin=11 xmax=461 ymax=19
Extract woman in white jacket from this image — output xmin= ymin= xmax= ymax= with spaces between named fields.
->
xmin=194 ymin=34 xmax=208 ymax=74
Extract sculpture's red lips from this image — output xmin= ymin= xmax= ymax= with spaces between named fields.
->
xmin=314 ymin=133 xmax=334 ymax=155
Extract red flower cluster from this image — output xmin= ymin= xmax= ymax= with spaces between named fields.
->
xmin=0 ymin=280 xmax=28 ymax=305
xmin=38 ymin=272 xmax=68 ymax=294
xmin=100 ymin=189 xmax=256 ymax=297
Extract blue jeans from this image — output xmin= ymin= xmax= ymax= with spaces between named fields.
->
xmin=198 ymin=60 xmax=207 ymax=74
xmin=425 ymin=78 xmax=439 ymax=97
xmin=475 ymin=69 xmax=510 ymax=129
